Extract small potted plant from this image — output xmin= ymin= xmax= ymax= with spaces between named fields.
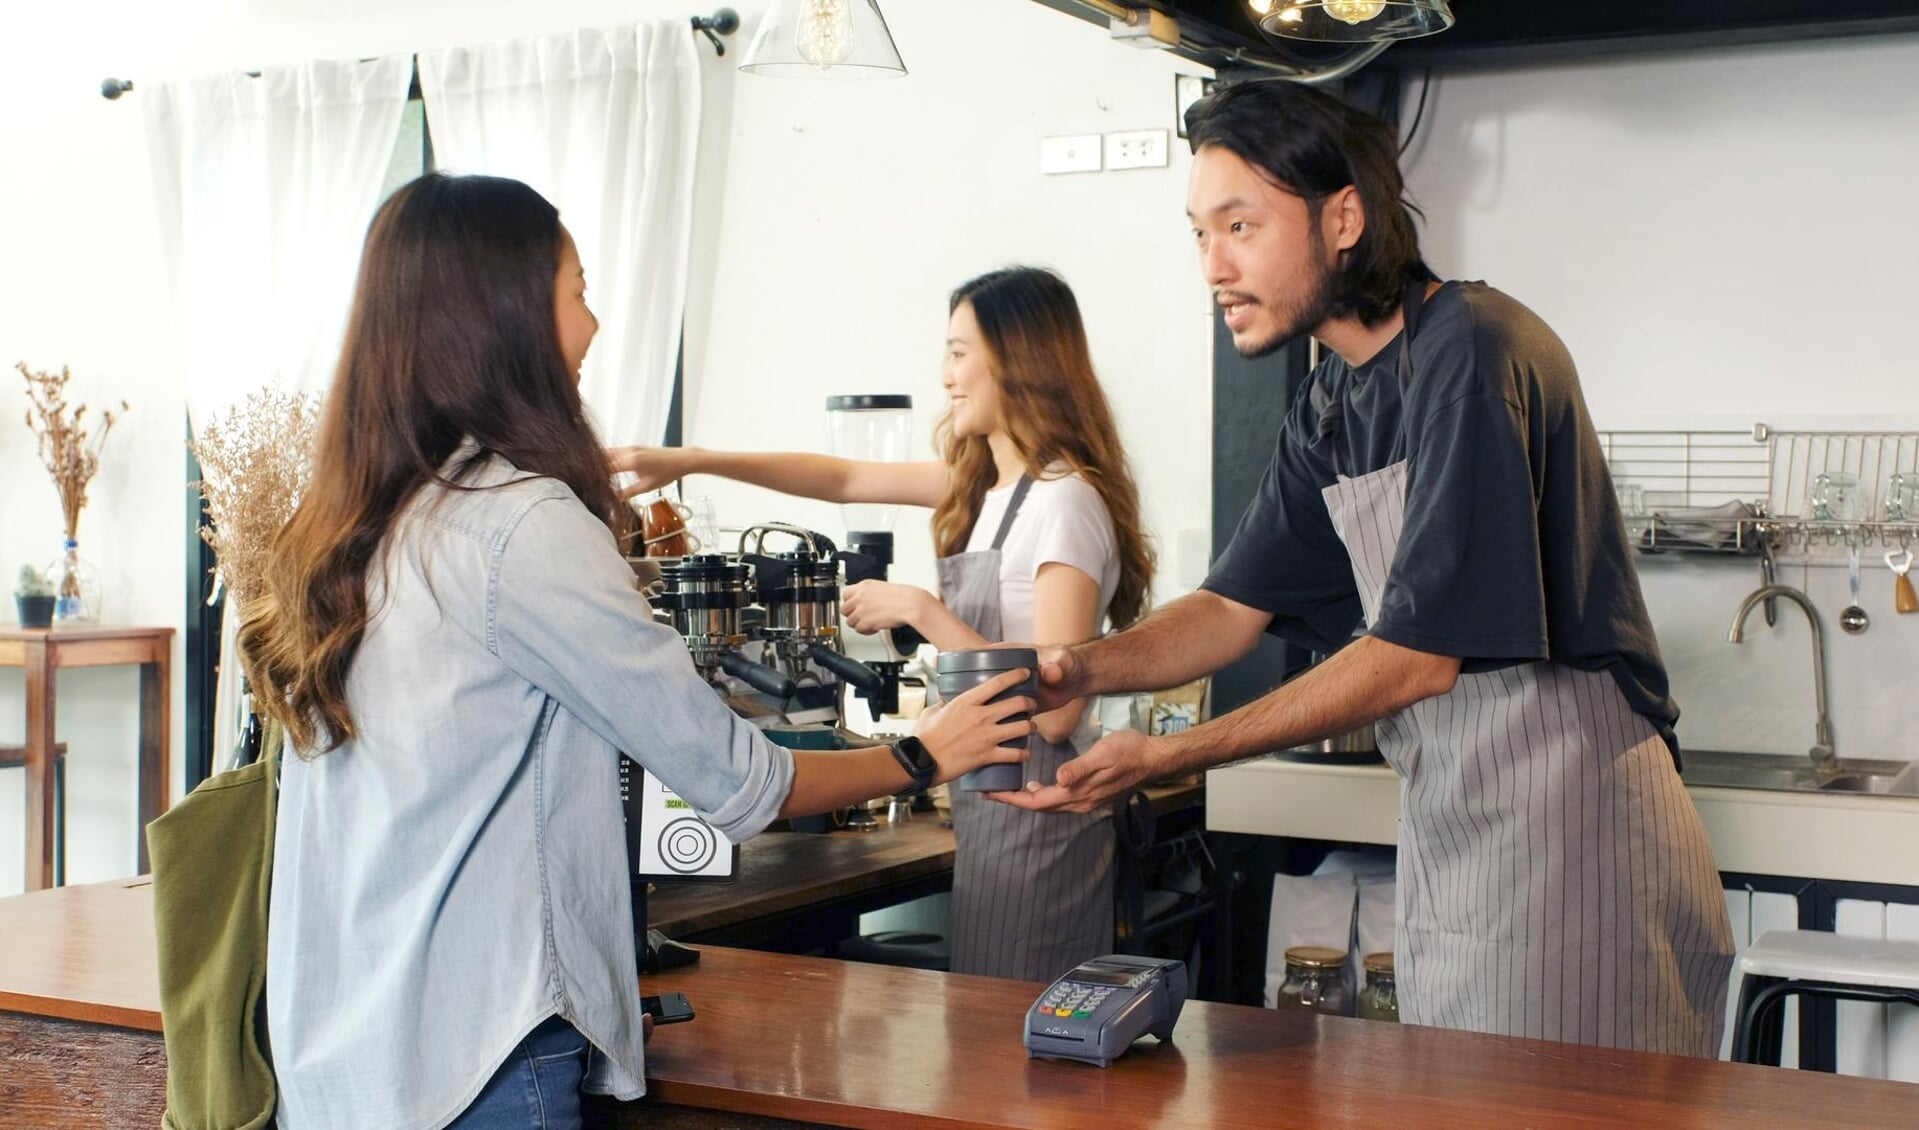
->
xmin=16 ymin=565 xmax=56 ymax=629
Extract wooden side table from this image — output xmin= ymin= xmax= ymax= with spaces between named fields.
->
xmin=0 ymin=626 xmax=174 ymax=891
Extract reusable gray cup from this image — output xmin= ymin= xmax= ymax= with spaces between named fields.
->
xmin=935 ymin=648 xmax=1037 ymax=792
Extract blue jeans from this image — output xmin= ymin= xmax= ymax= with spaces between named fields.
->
xmin=447 ymin=1015 xmax=589 ymax=1129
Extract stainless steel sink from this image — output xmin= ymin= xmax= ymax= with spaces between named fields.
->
xmin=1680 ymin=749 xmax=1919 ymax=797
xmin=1814 ymin=772 xmax=1911 ymax=795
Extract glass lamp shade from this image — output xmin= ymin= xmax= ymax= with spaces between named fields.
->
xmin=739 ymin=0 xmax=907 ymax=79
xmin=1258 ymin=0 xmax=1454 ymax=43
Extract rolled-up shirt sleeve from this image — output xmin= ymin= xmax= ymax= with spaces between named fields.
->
xmin=1370 ymin=386 xmax=1550 ymax=664
xmin=489 ymin=492 xmax=794 ymax=843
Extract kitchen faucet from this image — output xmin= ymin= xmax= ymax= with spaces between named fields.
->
xmin=1727 ymin=584 xmax=1836 ymax=772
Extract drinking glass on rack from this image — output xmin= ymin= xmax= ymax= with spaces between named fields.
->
xmin=682 ymin=496 xmax=720 ymax=554
xmin=1613 ymin=482 xmax=1646 ymax=518
xmin=1810 ymin=472 xmax=1864 ymax=522
xmin=1885 ymin=473 xmax=1915 ymax=522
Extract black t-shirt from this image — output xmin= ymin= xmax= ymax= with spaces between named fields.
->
xmin=1203 ymin=281 xmax=1680 ymax=755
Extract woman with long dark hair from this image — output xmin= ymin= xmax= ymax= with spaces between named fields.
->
xmin=610 ymin=265 xmax=1155 ymax=981
xmin=242 ymin=174 xmax=1031 ymax=1129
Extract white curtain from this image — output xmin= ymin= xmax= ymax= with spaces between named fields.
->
xmin=144 ymin=57 xmax=414 ymax=425
xmin=144 ymin=57 xmax=412 ymax=766
xmin=419 ymin=22 xmax=701 ymax=446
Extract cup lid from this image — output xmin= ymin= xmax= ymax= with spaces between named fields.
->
xmin=826 ymin=394 xmax=912 ymax=412
xmin=936 ymin=647 xmax=1038 ymax=675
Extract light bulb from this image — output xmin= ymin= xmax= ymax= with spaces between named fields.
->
xmin=797 ymin=0 xmax=856 ymax=67
xmin=1248 ymin=0 xmax=1277 ymax=14
xmin=1323 ymin=0 xmax=1387 ymax=25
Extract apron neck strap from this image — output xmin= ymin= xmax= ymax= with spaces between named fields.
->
xmin=1318 ymin=279 xmax=1435 ymax=479
xmin=1395 ymin=278 xmax=1429 ymax=393
xmin=989 ymin=474 xmax=1035 ymax=551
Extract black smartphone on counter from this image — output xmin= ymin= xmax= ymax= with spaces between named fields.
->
xmin=641 ymin=991 xmax=696 ymax=1025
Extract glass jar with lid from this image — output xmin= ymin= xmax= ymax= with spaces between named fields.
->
xmin=1275 ymin=945 xmax=1351 ymax=1017
xmin=1357 ymin=952 xmax=1398 ymax=1022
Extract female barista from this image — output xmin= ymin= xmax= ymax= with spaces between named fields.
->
xmin=241 ymin=174 xmax=1032 ymax=1130
xmin=609 ymin=265 xmax=1155 ymax=982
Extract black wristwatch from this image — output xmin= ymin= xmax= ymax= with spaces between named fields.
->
xmin=889 ymin=735 xmax=937 ymax=792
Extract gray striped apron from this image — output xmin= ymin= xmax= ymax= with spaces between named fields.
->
xmin=1319 ymin=283 xmax=1734 ymax=1055
xmin=941 ymin=474 xmax=1115 ymax=982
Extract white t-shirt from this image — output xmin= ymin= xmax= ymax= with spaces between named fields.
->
xmin=964 ymin=469 xmax=1121 ymax=645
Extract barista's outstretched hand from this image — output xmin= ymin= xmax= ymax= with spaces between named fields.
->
xmin=1034 ymin=643 xmax=1090 ymax=714
xmin=989 ymin=728 xmax=1159 ymax=814
xmin=606 ymin=445 xmax=692 ymax=498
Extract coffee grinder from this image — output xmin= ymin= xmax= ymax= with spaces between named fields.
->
xmin=826 ymin=395 xmax=923 ymax=721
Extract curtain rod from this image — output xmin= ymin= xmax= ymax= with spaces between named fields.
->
xmin=99 ymin=8 xmax=739 ymax=100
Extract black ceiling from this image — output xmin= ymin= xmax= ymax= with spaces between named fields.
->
xmin=1030 ymin=1 xmax=1919 ymax=73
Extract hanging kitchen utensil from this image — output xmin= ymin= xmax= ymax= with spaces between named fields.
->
xmin=1758 ymin=543 xmax=1778 ymax=627
xmin=1840 ymin=546 xmax=1870 ymax=635
xmin=1888 ymin=548 xmax=1917 ymax=615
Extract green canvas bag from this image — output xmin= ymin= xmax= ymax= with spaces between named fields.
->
xmin=146 ymin=720 xmax=281 ymax=1130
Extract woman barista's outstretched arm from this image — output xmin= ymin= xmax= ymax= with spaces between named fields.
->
xmin=607 ymin=445 xmax=948 ymax=509
xmin=609 ymin=441 xmax=983 ymax=656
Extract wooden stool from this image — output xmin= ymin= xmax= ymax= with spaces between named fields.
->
xmin=0 ymin=744 xmax=68 ymax=886
xmin=1731 ymin=929 xmax=1919 ymax=1066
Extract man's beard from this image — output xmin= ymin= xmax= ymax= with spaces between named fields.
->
xmin=1232 ymin=240 xmax=1339 ymax=361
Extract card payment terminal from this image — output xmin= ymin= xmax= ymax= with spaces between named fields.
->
xmin=1024 ymin=954 xmax=1187 ymax=1067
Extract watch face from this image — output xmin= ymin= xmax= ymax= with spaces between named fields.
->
xmin=895 ymin=736 xmax=934 ymax=781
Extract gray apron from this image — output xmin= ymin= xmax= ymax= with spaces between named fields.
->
xmin=1319 ymin=283 xmax=1734 ymax=1055
xmin=940 ymin=474 xmax=1115 ymax=982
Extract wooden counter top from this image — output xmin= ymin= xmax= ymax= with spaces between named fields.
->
xmin=0 ymin=877 xmax=158 ymax=1031
xmin=4 ymin=875 xmax=1917 ymax=1128
xmin=650 ymin=820 xmax=955 ymax=941
xmin=647 ymin=779 xmax=1202 ymax=948
xmin=0 ymin=782 xmax=1209 ymax=1030
xmin=638 ymin=947 xmax=1917 ymax=1129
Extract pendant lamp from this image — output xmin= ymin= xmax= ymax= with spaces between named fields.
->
xmin=1251 ymin=0 xmax=1454 ymax=43
xmin=739 ymin=0 xmax=907 ymax=79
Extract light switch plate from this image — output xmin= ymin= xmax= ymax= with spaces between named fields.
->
xmin=1040 ymin=135 xmax=1103 ymax=175
xmin=1106 ymin=129 xmax=1169 ymax=170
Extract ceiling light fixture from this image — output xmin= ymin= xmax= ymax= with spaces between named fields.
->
xmin=1254 ymin=0 xmax=1453 ymax=43
xmin=738 ymin=0 xmax=907 ymax=78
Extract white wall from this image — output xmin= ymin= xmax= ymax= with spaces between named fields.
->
xmin=1403 ymin=36 xmax=1919 ymax=757
xmin=0 ymin=0 xmax=1212 ymax=895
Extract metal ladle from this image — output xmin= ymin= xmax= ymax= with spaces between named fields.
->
xmin=1841 ymin=546 xmax=1870 ymax=635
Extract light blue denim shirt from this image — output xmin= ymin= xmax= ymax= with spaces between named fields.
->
xmin=267 ymin=452 xmax=795 ymax=1129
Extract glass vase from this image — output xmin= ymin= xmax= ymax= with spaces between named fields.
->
xmin=46 ymin=537 xmax=103 ymax=624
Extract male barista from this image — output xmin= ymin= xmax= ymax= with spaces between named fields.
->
xmin=996 ymin=81 xmax=1735 ymax=1056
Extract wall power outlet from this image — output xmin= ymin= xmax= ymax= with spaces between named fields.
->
xmin=1106 ymin=129 xmax=1169 ymax=171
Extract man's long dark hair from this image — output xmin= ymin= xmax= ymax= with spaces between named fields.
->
xmin=241 ymin=173 xmax=630 ymax=754
xmin=1185 ymin=80 xmax=1433 ymax=326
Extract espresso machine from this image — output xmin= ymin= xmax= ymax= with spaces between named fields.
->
xmin=645 ymin=395 xmax=925 ymax=728
xmin=654 ymin=524 xmax=889 ymax=729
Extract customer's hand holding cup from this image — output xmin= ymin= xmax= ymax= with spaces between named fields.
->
xmin=913 ymin=662 xmax=1035 ymax=788
xmin=935 ymin=648 xmax=1039 ymax=792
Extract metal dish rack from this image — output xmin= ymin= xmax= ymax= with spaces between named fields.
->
xmin=1596 ymin=425 xmax=1919 ymax=558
